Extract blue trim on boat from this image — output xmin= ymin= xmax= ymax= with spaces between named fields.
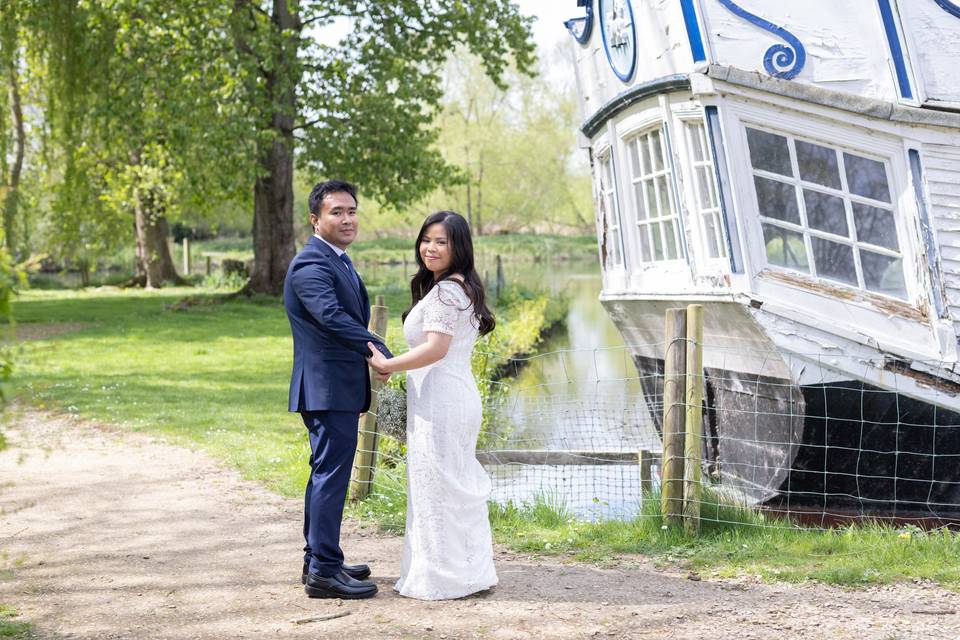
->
xmin=933 ymin=0 xmax=960 ymax=19
xmin=598 ymin=0 xmax=638 ymax=82
xmin=681 ymin=0 xmax=707 ymax=63
xmin=877 ymin=0 xmax=914 ymax=100
xmin=716 ymin=0 xmax=806 ymax=80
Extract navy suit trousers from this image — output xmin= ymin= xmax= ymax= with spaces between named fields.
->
xmin=301 ymin=410 xmax=358 ymax=577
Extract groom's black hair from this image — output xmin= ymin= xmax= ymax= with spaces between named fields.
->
xmin=309 ymin=180 xmax=358 ymax=215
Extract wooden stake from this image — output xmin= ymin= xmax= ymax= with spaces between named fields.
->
xmin=639 ymin=449 xmax=654 ymax=496
xmin=182 ymin=237 xmax=191 ymax=275
xmin=684 ymin=304 xmax=704 ymax=536
xmin=349 ymin=294 xmax=389 ymax=502
xmin=661 ymin=308 xmax=686 ymax=526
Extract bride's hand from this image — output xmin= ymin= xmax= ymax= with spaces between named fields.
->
xmin=367 ymin=342 xmax=391 ymax=374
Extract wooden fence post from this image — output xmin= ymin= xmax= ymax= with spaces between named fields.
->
xmin=684 ymin=304 xmax=704 ymax=536
xmin=495 ymin=254 xmax=505 ymax=300
xmin=205 ymin=255 xmax=212 ymax=276
xmin=639 ymin=449 xmax=654 ymax=495
xmin=661 ymin=308 xmax=687 ymax=527
xmin=349 ymin=295 xmax=389 ymax=501
xmin=182 ymin=237 xmax=191 ymax=276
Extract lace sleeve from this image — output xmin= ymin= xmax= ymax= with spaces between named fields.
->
xmin=422 ymin=281 xmax=467 ymax=336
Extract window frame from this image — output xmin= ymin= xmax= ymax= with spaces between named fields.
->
xmin=680 ymin=115 xmax=728 ymax=263
xmin=592 ymin=137 xmax=628 ymax=286
xmin=725 ymin=103 xmax=922 ymax=315
xmin=619 ymin=123 xmax=685 ymax=265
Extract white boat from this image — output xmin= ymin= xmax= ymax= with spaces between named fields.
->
xmin=564 ymin=0 xmax=960 ymax=517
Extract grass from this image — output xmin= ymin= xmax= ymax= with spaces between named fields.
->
xmin=15 ymin=284 xmax=960 ymax=591
xmin=14 ymin=279 xmax=559 ymax=499
xmin=488 ymin=490 xmax=960 ymax=588
xmin=0 ymin=606 xmax=33 ymax=639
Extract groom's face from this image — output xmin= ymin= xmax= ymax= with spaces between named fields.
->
xmin=312 ymin=191 xmax=359 ymax=250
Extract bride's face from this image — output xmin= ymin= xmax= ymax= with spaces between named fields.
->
xmin=419 ymin=223 xmax=452 ymax=275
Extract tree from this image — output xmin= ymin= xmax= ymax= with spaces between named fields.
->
xmin=425 ymin=48 xmax=593 ymax=235
xmin=229 ymin=1 xmax=536 ymax=294
xmin=36 ymin=0 xmax=251 ymax=287
xmin=0 ymin=0 xmax=26 ymax=259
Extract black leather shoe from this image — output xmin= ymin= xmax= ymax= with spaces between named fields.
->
xmin=302 ymin=561 xmax=371 ymax=584
xmin=304 ymin=571 xmax=378 ymax=599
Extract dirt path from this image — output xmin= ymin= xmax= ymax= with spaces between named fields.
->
xmin=2 ymin=410 xmax=959 ymax=639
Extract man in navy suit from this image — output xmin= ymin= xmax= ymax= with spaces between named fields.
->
xmin=283 ymin=179 xmax=392 ymax=599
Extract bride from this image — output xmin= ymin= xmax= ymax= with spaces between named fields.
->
xmin=366 ymin=210 xmax=498 ymax=600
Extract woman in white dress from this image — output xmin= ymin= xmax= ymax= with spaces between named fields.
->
xmin=366 ymin=210 xmax=498 ymax=600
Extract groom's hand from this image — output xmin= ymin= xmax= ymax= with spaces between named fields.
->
xmin=373 ymin=371 xmax=391 ymax=383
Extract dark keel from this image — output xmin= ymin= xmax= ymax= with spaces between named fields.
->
xmin=634 ymin=355 xmax=960 ymax=518
xmin=776 ymin=380 xmax=960 ymax=518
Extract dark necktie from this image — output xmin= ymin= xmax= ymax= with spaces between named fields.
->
xmin=340 ymin=252 xmax=360 ymax=289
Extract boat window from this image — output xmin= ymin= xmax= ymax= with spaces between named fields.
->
xmin=745 ymin=126 xmax=907 ymax=300
xmin=596 ymin=151 xmax=623 ymax=269
xmin=623 ymin=126 xmax=682 ymax=262
xmin=685 ymin=121 xmax=727 ymax=259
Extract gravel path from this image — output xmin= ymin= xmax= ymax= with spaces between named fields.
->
xmin=2 ymin=410 xmax=959 ymax=639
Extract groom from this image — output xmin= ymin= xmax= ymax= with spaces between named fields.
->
xmin=283 ymin=179 xmax=392 ymax=599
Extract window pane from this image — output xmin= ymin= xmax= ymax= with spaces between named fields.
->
xmin=762 ymin=224 xmax=808 ymax=271
xmin=696 ymin=167 xmax=715 ymax=209
xmin=645 ymin=179 xmax=657 ymax=218
xmin=657 ymin=175 xmax=671 ymax=217
xmin=610 ymin=229 xmax=622 ymax=266
xmin=754 ymin=176 xmax=800 ymax=224
xmin=689 ymin=123 xmax=705 ymax=162
xmin=811 ymin=237 xmax=857 ymax=287
xmin=628 ymin=139 xmax=640 ymax=178
xmin=861 ymin=251 xmax=906 ymax=298
xmin=601 ymin=157 xmax=613 ymax=187
xmin=844 ymin=153 xmax=891 ymax=203
xmin=803 ymin=189 xmax=848 ymax=237
xmin=703 ymin=213 xmax=720 ymax=259
xmin=638 ymin=224 xmax=652 ymax=262
xmin=796 ymin=140 xmax=841 ymax=189
xmin=663 ymin=220 xmax=678 ymax=259
xmin=651 ymin=222 xmax=664 ymax=260
xmin=650 ymin=130 xmax=664 ymax=172
xmin=746 ymin=128 xmax=792 ymax=176
xmin=633 ymin=182 xmax=648 ymax=220
xmin=853 ymin=203 xmax=898 ymax=250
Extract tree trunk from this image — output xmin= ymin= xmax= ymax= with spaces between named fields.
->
xmin=3 ymin=34 xmax=24 ymax=259
xmin=242 ymin=0 xmax=299 ymax=296
xmin=133 ymin=188 xmax=184 ymax=288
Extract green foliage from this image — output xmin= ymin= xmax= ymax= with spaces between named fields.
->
xmin=414 ymin=49 xmax=593 ymax=235
xmin=289 ymin=2 xmax=537 ymax=210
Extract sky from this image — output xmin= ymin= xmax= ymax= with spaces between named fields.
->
xmin=316 ymin=3 xmax=579 ymax=59
xmin=514 ymin=0 xmax=579 ymax=53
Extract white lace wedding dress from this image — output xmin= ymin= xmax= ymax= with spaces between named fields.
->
xmin=394 ymin=279 xmax=498 ymax=600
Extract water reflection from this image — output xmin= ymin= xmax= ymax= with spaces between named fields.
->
xmin=487 ymin=262 xmax=661 ymax=520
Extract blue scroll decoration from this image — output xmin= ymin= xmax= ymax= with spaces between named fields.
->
xmin=716 ymin=0 xmax=806 ymax=80
xmin=564 ymin=1 xmax=594 ymax=45
xmin=933 ymin=0 xmax=960 ymax=19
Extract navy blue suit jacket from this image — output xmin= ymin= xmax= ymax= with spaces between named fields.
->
xmin=283 ymin=236 xmax=392 ymax=414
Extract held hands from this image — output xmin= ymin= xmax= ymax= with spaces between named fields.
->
xmin=367 ymin=341 xmax=391 ymax=378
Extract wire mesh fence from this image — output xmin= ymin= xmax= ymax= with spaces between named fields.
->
xmin=354 ymin=330 xmax=960 ymax=531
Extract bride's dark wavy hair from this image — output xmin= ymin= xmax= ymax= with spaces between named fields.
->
xmin=402 ymin=211 xmax=495 ymax=337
